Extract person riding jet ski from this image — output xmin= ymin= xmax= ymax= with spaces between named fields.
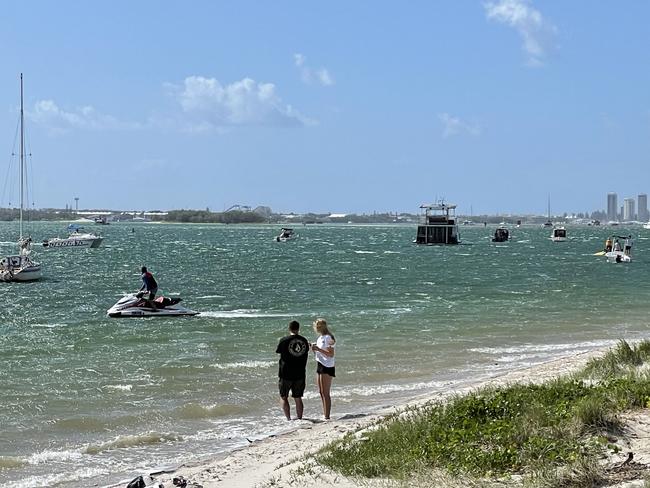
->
xmin=140 ymin=266 xmax=158 ymax=308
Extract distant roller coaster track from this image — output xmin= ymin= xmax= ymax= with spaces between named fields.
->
xmin=224 ymin=204 xmax=251 ymax=212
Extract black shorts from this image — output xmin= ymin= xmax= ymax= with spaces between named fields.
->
xmin=317 ymin=362 xmax=336 ymax=377
xmin=278 ymin=378 xmax=306 ymax=398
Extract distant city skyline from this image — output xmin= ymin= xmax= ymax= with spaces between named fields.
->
xmin=1 ymin=2 xmax=650 ymax=214
xmin=606 ymin=191 xmax=648 ymax=222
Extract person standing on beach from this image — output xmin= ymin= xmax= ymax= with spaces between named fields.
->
xmin=276 ymin=320 xmax=310 ymax=420
xmin=311 ymin=318 xmax=336 ymax=420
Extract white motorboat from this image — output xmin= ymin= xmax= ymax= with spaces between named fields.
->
xmin=43 ymin=225 xmax=103 ymax=249
xmin=107 ymin=293 xmax=199 ymax=317
xmin=606 ymin=251 xmax=631 ymax=263
xmin=275 ymin=228 xmax=296 ymax=242
xmin=551 ymin=226 xmax=567 ymax=242
xmin=0 ymin=75 xmax=41 ymax=282
xmin=643 ymin=222 xmax=650 ymax=229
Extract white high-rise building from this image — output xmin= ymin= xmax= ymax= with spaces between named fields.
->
xmin=607 ymin=192 xmax=618 ymax=221
xmin=638 ymin=194 xmax=648 ymax=222
xmin=623 ymin=198 xmax=635 ymax=221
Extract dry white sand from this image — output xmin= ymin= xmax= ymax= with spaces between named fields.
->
xmin=110 ymin=348 xmax=650 ymax=488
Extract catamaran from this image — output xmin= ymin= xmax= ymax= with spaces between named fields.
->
xmin=0 ymin=74 xmax=42 ymax=282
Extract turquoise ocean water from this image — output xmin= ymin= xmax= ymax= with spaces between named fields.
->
xmin=1 ymin=221 xmax=649 ymax=487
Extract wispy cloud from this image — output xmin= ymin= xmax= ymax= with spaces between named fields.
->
xmin=294 ymin=53 xmax=334 ymax=86
xmin=484 ymin=0 xmax=556 ymax=66
xmin=438 ymin=113 xmax=481 ymax=138
xmin=29 ymin=100 xmax=141 ymax=132
xmin=167 ymin=75 xmax=314 ymax=131
xmin=28 ymin=75 xmax=313 ymax=134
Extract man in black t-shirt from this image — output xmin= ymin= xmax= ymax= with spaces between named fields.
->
xmin=276 ymin=320 xmax=309 ymax=420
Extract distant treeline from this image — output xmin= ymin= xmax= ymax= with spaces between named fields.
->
xmin=164 ymin=210 xmax=266 ymax=224
xmin=0 ymin=208 xmax=71 ymax=221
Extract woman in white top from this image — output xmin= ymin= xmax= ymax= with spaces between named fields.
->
xmin=311 ymin=318 xmax=336 ymax=420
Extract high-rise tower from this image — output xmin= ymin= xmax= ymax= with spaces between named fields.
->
xmin=607 ymin=192 xmax=618 ymax=222
xmin=638 ymin=194 xmax=648 ymax=222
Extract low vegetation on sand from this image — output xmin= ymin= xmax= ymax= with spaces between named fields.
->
xmin=317 ymin=340 xmax=650 ymax=486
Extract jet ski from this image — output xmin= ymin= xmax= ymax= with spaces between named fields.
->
xmin=107 ymin=293 xmax=199 ymax=317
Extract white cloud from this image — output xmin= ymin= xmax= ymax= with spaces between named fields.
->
xmin=484 ymin=0 xmax=556 ymax=66
xmin=170 ymin=76 xmax=313 ymax=129
xmin=294 ymin=53 xmax=335 ymax=86
xmin=438 ymin=113 xmax=481 ymax=138
xmin=29 ymin=100 xmax=140 ymax=132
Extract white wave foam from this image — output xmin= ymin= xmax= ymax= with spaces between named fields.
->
xmin=15 ymin=467 xmax=107 ymax=488
xmin=354 ymin=250 xmax=376 ymax=254
xmin=304 ymin=379 xmax=452 ymax=400
xmin=200 ymin=310 xmax=293 ymax=318
xmin=196 ymin=295 xmax=226 ymax=299
xmin=28 ymin=449 xmax=83 ymax=464
xmin=103 ymin=384 xmax=133 ymax=391
xmin=469 ymin=339 xmax=615 ymax=355
xmin=211 ymin=360 xmax=275 ymax=370
xmin=84 ymin=432 xmax=182 ymax=454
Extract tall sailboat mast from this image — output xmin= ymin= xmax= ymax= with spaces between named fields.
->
xmin=19 ymin=73 xmax=24 ymax=240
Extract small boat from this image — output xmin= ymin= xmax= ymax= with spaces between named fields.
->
xmin=644 ymin=222 xmax=650 ymax=229
xmin=551 ymin=226 xmax=567 ymax=242
xmin=0 ymin=75 xmax=41 ymax=282
xmin=94 ymin=216 xmax=110 ymax=225
xmin=414 ymin=202 xmax=460 ymax=245
xmin=605 ymin=251 xmax=631 ymax=263
xmin=492 ymin=226 xmax=510 ymax=242
xmin=107 ymin=293 xmax=199 ymax=317
xmin=43 ymin=225 xmax=103 ymax=249
xmin=542 ymin=195 xmax=553 ymax=227
xmin=276 ymin=228 xmax=296 ymax=242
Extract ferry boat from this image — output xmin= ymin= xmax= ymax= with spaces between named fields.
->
xmin=414 ymin=202 xmax=460 ymax=245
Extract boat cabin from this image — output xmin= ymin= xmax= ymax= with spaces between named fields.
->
xmin=552 ymin=227 xmax=567 ymax=241
xmin=492 ymin=227 xmax=509 ymax=242
xmin=415 ymin=203 xmax=460 ymax=245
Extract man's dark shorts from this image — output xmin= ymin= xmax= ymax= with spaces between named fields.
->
xmin=147 ymin=287 xmax=158 ymax=301
xmin=278 ymin=378 xmax=305 ymax=398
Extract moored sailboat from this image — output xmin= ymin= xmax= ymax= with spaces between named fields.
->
xmin=0 ymin=74 xmax=41 ymax=282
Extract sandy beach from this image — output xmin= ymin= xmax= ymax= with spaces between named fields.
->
xmin=107 ymin=347 xmax=650 ymax=488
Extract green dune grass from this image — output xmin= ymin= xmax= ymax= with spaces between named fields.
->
xmin=317 ymin=340 xmax=650 ymax=487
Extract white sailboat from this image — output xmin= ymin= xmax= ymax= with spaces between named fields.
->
xmin=0 ymin=74 xmax=42 ymax=282
xmin=543 ymin=195 xmax=553 ymax=228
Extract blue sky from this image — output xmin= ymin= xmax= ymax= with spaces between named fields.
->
xmin=1 ymin=1 xmax=649 ymax=215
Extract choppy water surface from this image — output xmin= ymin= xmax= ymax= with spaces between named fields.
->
xmin=2 ymin=222 xmax=649 ymax=486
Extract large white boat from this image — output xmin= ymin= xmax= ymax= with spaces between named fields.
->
xmin=551 ymin=226 xmax=567 ymax=242
xmin=414 ymin=202 xmax=460 ymax=245
xmin=0 ymin=74 xmax=41 ymax=282
xmin=43 ymin=225 xmax=103 ymax=249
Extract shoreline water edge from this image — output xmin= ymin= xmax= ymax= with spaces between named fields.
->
xmin=103 ymin=346 xmax=626 ymax=488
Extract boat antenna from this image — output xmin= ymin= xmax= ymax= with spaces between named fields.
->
xmin=19 ymin=73 xmax=24 ymax=240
